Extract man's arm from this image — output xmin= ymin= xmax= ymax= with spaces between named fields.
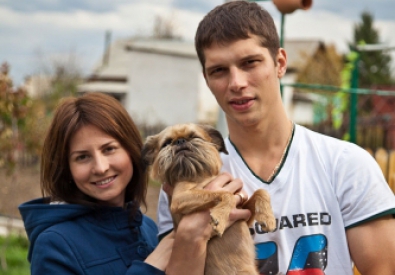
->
xmin=347 ymin=215 xmax=395 ymax=275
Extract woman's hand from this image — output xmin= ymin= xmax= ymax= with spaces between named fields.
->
xmin=144 ymin=232 xmax=174 ymax=271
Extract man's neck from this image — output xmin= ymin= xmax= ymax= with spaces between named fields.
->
xmin=228 ymin=115 xmax=292 ymax=153
xmin=227 ymin=115 xmax=293 ymax=181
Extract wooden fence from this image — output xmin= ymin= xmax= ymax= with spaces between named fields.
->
xmin=365 ymin=147 xmax=395 ymax=193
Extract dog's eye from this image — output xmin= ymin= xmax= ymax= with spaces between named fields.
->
xmin=161 ymin=139 xmax=172 ymax=149
xmin=189 ymin=134 xmax=202 ymax=140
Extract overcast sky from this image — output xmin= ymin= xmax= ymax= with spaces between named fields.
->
xmin=1 ymin=0 xmax=395 ymax=85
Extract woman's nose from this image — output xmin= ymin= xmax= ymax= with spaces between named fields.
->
xmin=92 ymin=155 xmax=109 ymax=174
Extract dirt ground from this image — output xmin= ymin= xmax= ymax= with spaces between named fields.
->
xmin=0 ymin=166 xmax=161 ymax=222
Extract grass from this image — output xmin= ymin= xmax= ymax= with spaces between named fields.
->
xmin=0 ymin=235 xmax=30 ymax=275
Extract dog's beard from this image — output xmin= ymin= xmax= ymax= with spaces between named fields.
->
xmin=154 ymin=139 xmax=221 ymax=186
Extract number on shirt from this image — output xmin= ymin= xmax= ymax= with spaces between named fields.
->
xmin=256 ymin=234 xmax=328 ymax=275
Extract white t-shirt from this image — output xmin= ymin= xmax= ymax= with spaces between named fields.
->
xmin=157 ymin=124 xmax=395 ymax=274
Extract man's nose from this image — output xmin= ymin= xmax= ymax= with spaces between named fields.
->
xmin=228 ymin=67 xmax=247 ymax=92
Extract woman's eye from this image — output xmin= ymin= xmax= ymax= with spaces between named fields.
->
xmin=75 ymin=154 xmax=88 ymax=161
xmin=104 ymin=146 xmax=116 ymax=153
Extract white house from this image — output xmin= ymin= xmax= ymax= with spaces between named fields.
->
xmin=78 ymin=38 xmax=218 ymax=128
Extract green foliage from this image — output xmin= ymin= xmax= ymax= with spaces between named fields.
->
xmin=0 ymin=63 xmax=31 ymax=172
xmin=0 ymin=235 xmax=30 ymax=275
xmin=41 ymin=64 xmax=80 ymax=115
xmin=352 ymin=11 xmax=394 ymax=87
xmin=295 ymin=44 xmax=343 ymax=125
xmin=0 ymin=60 xmax=81 ymax=173
xmin=332 ymin=51 xmax=359 ymax=130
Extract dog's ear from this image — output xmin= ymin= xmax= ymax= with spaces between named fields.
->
xmin=141 ymin=135 xmax=160 ymax=171
xmin=199 ymin=124 xmax=228 ymax=155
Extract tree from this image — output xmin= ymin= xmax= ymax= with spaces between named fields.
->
xmin=352 ymin=11 xmax=394 ymax=88
xmin=152 ymin=14 xmax=181 ymax=40
xmin=0 ymin=63 xmax=29 ymax=172
xmin=295 ymin=43 xmax=343 ymax=126
xmin=33 ymin=50 xmax=83 ymax=114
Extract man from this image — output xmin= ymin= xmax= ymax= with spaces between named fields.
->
xmin=160 ymin=1 xmax=395 ymax=274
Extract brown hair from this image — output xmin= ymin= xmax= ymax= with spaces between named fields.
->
xmin=195 ymin=1 xmax=280 ymax=69
xmin=41 ymin=92 xmax=147 ymax=212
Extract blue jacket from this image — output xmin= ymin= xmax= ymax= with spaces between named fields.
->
xmin=19 ymin=198 xmax=165 ymax=275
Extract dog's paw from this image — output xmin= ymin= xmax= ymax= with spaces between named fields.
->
xmin=210 ymin=213 xmax=225 ymax=237
xmin=255 ymin=212 xmax=276 ymax=232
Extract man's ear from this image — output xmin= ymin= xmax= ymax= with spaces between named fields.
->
xmin=277 ymin=48 xmax=287 ymax=78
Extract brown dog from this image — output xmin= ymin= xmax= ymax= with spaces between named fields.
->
xmin=141 ymin=123 xmax=276 ymax=275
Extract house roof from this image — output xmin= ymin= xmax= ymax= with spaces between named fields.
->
xmin=125 ymin=38 xmax=196 ymax=58
xmin=89 ymin=38 xmax=134 ymax=79
xmin=79 ymin=38 xmax=197 ymax=94
xmin=283 ymin=40 xmax=324 ymax=71
xmin=78 ymin=81 xmax=128 ymax=94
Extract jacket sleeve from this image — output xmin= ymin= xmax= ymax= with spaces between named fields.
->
xmin=31 ymin=230 xmax=166 ymax=275
xmin=31 ymin=231 xmax=85 ymax=275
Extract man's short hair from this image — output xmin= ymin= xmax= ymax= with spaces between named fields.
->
xmin=195 ymin=1 xmax=280 ymax=69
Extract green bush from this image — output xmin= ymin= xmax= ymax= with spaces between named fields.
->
xmin=0 ymin=234 xmax=30 ymax=275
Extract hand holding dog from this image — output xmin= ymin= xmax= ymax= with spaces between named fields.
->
xmin=162 ymin=173 xmax=251 ymax=240
xmin=164 ymin=172 xmax=251 ymax=275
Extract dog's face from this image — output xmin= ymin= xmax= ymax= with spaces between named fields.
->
xmin=141 ymin=123 xmax=228 ymax=186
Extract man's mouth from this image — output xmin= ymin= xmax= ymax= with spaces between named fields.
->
xmin=229 ymin=97 xmax=255 ymax=110
xmin=231 ymin=99 xmax=252 ymax=105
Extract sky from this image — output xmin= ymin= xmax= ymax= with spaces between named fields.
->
xmin=1 ymin=0 xmax=395 ymax=86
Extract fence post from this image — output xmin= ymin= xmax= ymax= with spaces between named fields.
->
xmin=349 ymin=54 xmax=359 ymax=144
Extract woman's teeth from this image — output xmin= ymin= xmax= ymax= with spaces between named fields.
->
xmin=96 ymin=177 xmax=114 ymax=185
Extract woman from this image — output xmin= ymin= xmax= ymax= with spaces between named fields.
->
xmin=19 ymin=92 xmax=248 ymax=275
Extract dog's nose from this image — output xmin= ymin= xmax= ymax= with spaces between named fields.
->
xmin=175 ymin=138 xmax=186 ymax=145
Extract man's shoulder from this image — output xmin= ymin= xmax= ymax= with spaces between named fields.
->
xmin=296 ymin=124 xmax=358 ymax=152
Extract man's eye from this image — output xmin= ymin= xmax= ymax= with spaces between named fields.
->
xmin=210 ymin=67 xmax=224 ymax=75
xmin=245 ymin=60 xmax=258 ymax=66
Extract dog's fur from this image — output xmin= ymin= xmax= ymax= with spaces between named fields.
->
xmin=142 ymin=123 xmax=276 ymax=275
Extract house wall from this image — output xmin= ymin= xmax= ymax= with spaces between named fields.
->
xmin=282 ymin=73 xmax=315 ymax=126
xmin=197 ymin=73 xmax=219 ymax=124
xmin=126 ymin=51 xmax=204 ymax=126
xmin=281 ymin=73 xmax=295 ymax=119
xmin=292 ymin=101 xmax=315 ymax=125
